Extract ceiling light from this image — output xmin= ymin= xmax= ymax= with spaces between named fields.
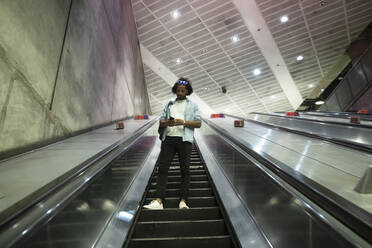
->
xmin=280 ymin=15 xmax=289 ymax=23
xmin=308 ymin=84 xmax=314 ymax=88
xmin=315 ymin=100 xmax=325 ymax=105
xmin=171 ymin=10 xmax=180 ymax=19
xmin=176 ymin=58 xmax=181 ymax=64
xmin=320 ymin=88 xmax=324 ymax=92
xmin=253 ymin=68 xmax=261 ymax=76
xmin=270 ymin=95 xmax=276 ymax=99
xmin=231 ymin=35 xmax=239 ymax=43
xmin=297 ymin=55 xmax=304 ymax=61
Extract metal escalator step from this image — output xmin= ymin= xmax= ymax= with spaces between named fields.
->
xmin=154 ymin=169 xmax=206 ymax=175
xmin=128 ymin=235 xmax=231 ymax=248
xmin=171 ymin=161 xmax=203 ymax=165
xmin=150 ymin=181 xmax=210 ymax=189
xmin=145 ymin=197 xmax=217 ymax=208
xmin=132 ymin=219 xmax=226 ymax=238
xmin=160 ymin=165 xmax=204 ymax=170
xmin=147 ymin=188 xmax=213 ymax=198
xmin=190 ymin=156 xmax=201 ymax=160
xmin=173 ymin=154 xmax=200 ymax=159
xmin=151 ymin=174 xmax=208 ymax=182
xmin=139 ymin=207 xmax=221 ymax=221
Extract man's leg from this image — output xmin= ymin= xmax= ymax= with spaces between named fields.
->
xmin=178 ymin=141 xmax=192 ymax=204
xmin=155 ymin=137 xmax=177 ymax=202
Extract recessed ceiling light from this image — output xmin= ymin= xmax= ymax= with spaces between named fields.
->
xmin=315 ymin=100 xmax=325 ymax=105
xmin=171 ymin=10 xmax=180 ymax=19
xmin=231 ymin=35 xmax=239 ymax=43
xmin=280 ymin=15 xmax=289 ymax=23
xmin=270 ymin=95 xmax=276 ymax=99
xmin=297 ymin=55 xmax=304 ymax=61
xmin=308 ymin=84 xmax=314 ymax=88
xmin=176 ymin=58 xmax=181 ymax=64
xmin=320 ymin=88 xmax=324 ymax=92
xmin=253 ymin=68 xmax=261 ymax=76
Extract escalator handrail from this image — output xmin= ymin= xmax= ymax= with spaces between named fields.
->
xmin=302 ymin=112 xmax=372 ymax=122
xmin=249 ymin=112 xmax=372 ymax=129
xmin=0 ymin=117 xmax=158 ymax=247
xmin=202 ymin=117 xmax=372 ymax=244
xmin=226 ymin=113 xmax=372 ymax=154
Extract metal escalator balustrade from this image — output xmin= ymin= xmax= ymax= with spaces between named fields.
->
xmin=124 ymin=146 xmax=238 ymax=248
xmin=9 ymin=136 xmax=157 ymax=248
xmin=235 ymin=113 xmax=372 ymax=153
xmin=197 ymin=121 xmax=371 ymax=247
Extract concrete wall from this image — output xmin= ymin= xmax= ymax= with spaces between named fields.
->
xmin=0 ymin=0 xmax=150 ymax=159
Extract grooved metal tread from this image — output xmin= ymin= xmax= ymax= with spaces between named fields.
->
xmin=124 ymin=147 xmax=236 ymax=248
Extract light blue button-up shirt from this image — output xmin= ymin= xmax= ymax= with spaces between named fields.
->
xmin=160 ymin=98 xmax=201 ymax=142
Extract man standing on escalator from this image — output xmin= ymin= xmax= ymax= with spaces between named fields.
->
xmin=144 ymin=77 xmax=201 ymax=210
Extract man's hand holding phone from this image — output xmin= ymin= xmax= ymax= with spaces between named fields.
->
xmin=168 ymin=117 xmax=175 ymax=126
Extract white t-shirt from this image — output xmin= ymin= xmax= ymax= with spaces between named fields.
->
xmin=167 ymin=99 xmax=186 ymax=137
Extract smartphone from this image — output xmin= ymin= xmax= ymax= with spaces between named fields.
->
xmin=169 ymin=116 xmax=174 ymax=120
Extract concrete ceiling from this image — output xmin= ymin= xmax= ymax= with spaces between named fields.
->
xmin=131 ymin=0 xmax=372 ymax=116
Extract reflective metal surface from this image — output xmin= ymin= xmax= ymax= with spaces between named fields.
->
xmin=246 ymin=113 xmax=372 ymax=150
xmin=196 ymin=126 xmax=361 ymax=248
xmin=355 ymin=165 xmax=372 ymax=194
xmin=9 ymin=134 xmax=157 ymax=248
xmin=194 ymin=132 xmax=270 ymax=248
xmin=94 ymin=138 xmax=161 ymax=248
xmin=0 ymin=118 xmax=156 ymax=223
xmin=208 ymin=116 xmax=372 ymax=215
xmin=274 ymin=111 xmax=372 ymax=126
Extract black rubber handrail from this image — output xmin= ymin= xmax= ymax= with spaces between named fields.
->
xmin=203 ymin=117 xmax=372 ymax=244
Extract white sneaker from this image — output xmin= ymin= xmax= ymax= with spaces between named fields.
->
xmin=179 ymin=201 xmax=189 ymax=209
xmin=143 ymin=200 xmax=163 ymax=210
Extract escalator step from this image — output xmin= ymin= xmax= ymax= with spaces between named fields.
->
xmin=150 ymin=181 xmax=210 ymax=189
xmin=145 ymin=197 xmax=217 ymax=208
xmin=156 ymin=165 xmax=204 ymax=170
xmin=132 ymin=219 xmax=226 ymax=238
xmin=171 ymin=161 xmax=203 ymax=165
xmin=128 ymin=235 xmax=231 ymax=248
xmin=129 ymin=235 xmax=232 ymax=248
xmin=147 ymin=188 xmax=213 ymax=198
xmin=151 ymin=175 xmax=208 ymax=182
xmin=124 ymin=146 xmax=236 ymax=248
xmin=139 ymin=207 xmax=221 ymax=221
xmin=154 ymin=169 xmax=206 ymax=175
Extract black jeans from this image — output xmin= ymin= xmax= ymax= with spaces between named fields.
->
xmin=155 ymin=136 xmax=192 ymax=202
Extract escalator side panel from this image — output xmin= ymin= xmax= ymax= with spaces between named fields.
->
xmin=197 ymin=132 xmax=358 ymax=248
xmin=12 ymin=136 xmax=158 ymax=248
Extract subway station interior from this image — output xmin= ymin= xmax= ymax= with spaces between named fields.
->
xmin=0 ymin=0 xmax=372 ymax=247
